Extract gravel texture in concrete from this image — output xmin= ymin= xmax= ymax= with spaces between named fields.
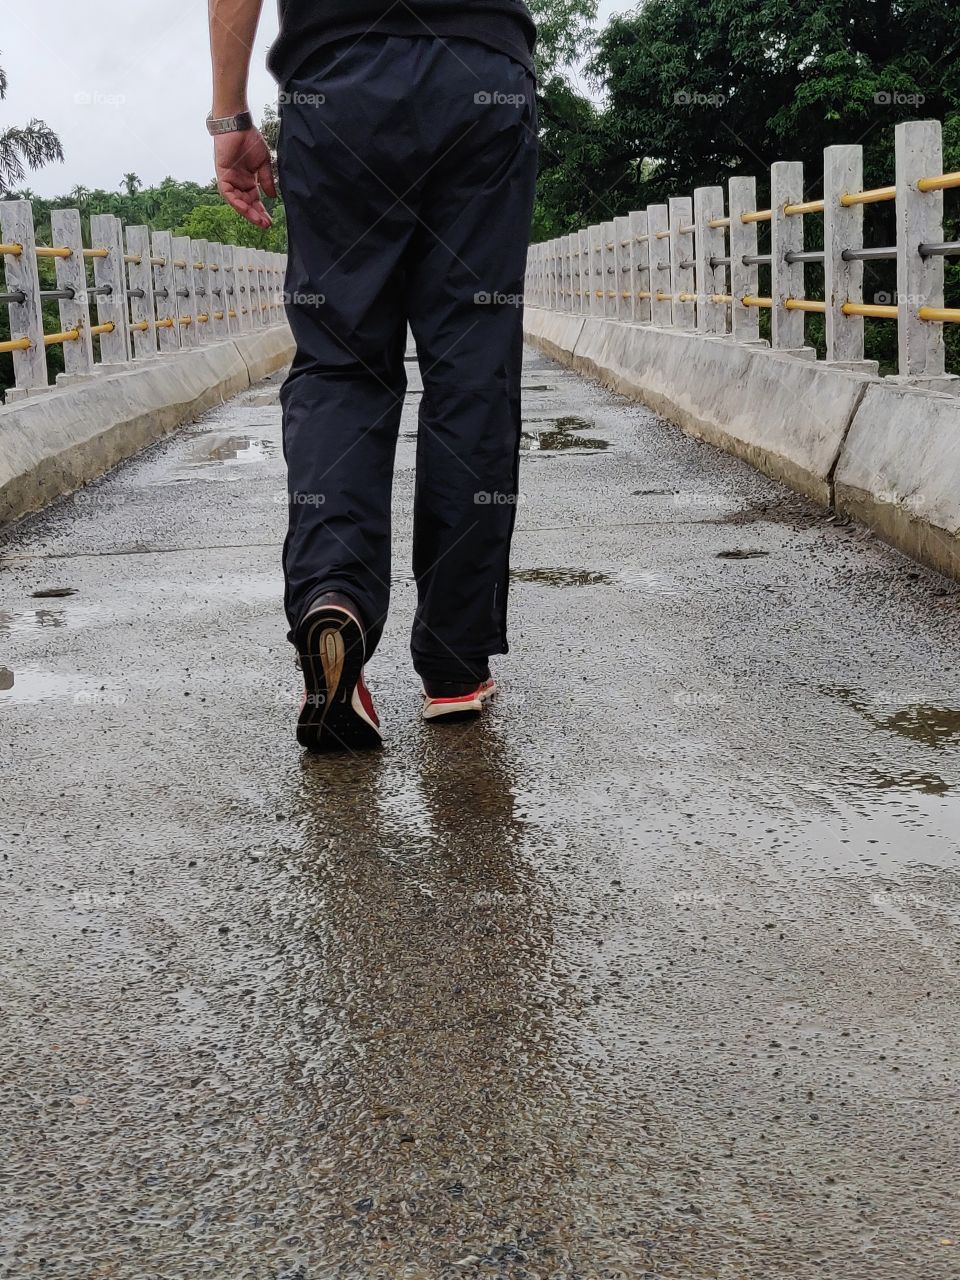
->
xmin=2 ymin=350 xmax=960 ymax=1279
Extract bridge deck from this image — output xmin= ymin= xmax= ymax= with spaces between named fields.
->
xmin=2 ymin=348 xmax=959 ymax=1277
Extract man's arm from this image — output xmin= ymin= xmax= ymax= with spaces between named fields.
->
xmin=208 ymin=0 xmax=277 ymax=228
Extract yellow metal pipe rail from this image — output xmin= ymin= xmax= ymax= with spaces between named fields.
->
xmin=784 ymin=199 xmax=825 ymax=216
xmin=841 ymin=302 xmax=897 ymax=319
xmin=917 ymin=171 xmax=960 ymax=192
xmin=785 ymin=298 xmax=827 ymax=313
xmin=918 ymin=306 xmax=960 ymax=323
xmin=708 ymin=216 xmax=730 ymax=229
xmin=741 ymin=295 xmax=773 ymax=308
xmin=741 ymin=209 xmax=772 ymax=224
xmin=0 ymin=243 xmax=23 ymax=257
xmin=0 ymin=335 xmax=31 ymax=353
xmin=840 ymin=185 xmax=896 ymax=207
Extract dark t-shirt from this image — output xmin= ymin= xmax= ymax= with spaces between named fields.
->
xmin=267 ymin=0 xmax=537 ymax=84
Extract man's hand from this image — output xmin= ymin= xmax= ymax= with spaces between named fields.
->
xmin=214 ymin=128 xmax=277 ymax=229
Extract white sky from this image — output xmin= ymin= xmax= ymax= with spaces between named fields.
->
xmin=1 ymin=0 xmax=635 ymax=197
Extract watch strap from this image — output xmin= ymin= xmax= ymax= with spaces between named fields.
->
xmin=207 ymin=110 xmax=255 ymax=136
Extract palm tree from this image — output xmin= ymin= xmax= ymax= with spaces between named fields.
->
xmin=121 ymin=172 xmax=142 ymax=197
xmin=0 ymin=55 xmax=63 ymax=195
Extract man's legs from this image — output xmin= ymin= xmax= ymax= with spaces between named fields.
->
xmin=278 ymin=40 xmax=417 ymax=656
xmin=404 ymin=43 xmax=538 ymax=686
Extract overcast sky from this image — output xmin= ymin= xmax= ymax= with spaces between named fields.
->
xmin=1 ymin=0 xmax=634 ymax=198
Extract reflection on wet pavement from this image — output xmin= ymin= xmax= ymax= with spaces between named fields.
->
xmin=189 ymin=434 xmax=278 ymax=464
xmin=2 ymin=347 xmax=960 ymax=1278
xmin=521 ymin=415 xmax=609 ymax=453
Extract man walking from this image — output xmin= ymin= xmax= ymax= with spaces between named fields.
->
xmin=208 ymin=0 xmax=538 ymax=750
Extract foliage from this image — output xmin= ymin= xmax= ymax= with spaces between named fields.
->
xmin=0 ymin=52 xmax=63 ymax=194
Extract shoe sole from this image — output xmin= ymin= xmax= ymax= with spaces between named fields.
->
xmin=422 ymin=681 xmax=497 ymax=723
xmin=295 ymin=606 xmax=381 ymax=752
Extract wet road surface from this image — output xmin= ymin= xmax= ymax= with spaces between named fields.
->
xmin=2 ymin=349 xmax=960 ymax=1279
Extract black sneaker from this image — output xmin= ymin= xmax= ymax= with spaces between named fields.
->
xmin=294 ymin=594 xmax=382 ymax=751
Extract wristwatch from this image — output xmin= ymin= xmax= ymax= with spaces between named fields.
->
xmin=206 ymin=110 xmax=255 ymax=136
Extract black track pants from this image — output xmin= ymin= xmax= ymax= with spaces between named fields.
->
xmin=277 ymin=35 xmax=538 ymax=682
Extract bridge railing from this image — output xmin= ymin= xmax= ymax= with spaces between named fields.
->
xmin=525 ymin=119 xmax=960 ymax=385
xmin=0 ymin=200 xmax=287 ymax=402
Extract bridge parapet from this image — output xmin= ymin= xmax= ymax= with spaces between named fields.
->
xmin=527 ymin=118 xmax=960 ymax=388
xmin=524 ymin=118 xmax=960 ymax=583
xmin=1 ymin=201 xmax=287 ymax=402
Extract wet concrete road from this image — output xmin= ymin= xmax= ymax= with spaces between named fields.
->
xmin=2 ymin=348 xmax=960 ymax=1279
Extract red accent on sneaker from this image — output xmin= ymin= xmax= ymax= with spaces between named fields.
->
xmin=422 ymin=677 xmax=497 ymax=721
xmin=354 ymin=672 xmax=380 ymax=728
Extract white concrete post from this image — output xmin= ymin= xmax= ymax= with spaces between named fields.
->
xmin=668 ymin=196 xmax=695 ymax=330
xmin=601 ymin=221 xmax=616 ymax=316
xmin=221 ymin=244 xmax=239 ymax=334
xmin=578 ymin=230 xmax=589 ymax=314
xmin=566 ymin=235 xmax=575 ymax=313
xmin=557 ymin=236 xmax=567 ymax=312
xmin=51 ymin=208 xmax=94 ymax=380
xmin=274 ymin=251 xmax=284 ymax=319
xmin=823 ymin=145 xmax=875 ymax=370
xmin=588 ymin=225 xmax=604 ymax=316
xmin=546 ymin=239 xmax=556 ymax=310
xmin=151 ymin=229 xmax=179 ymax=353
xmin=648 ymin=204 xmax=672 ymax=327
xmin=171 ymin=235 xmax=199 ymax=348
xmin=694 ymin=186 xmax=728 ymax=334
xmin=125 ymin=225 xmax=158 ymax=359
xmin=257 ymin=250 xmax=270 ymax=324
xmin=0 ymin=200 xmax=47 ymax=394
xmin=728 ymin=177 xmax=761 ymax=344
xmin=90 ymin=213 xmax=132 ymax=366
xmin=250 ymin=249 xmax=264 ymax=328
xmin=896 ymin=119 xmax=948 ymax=381
xmin=770 ymin=161 xmax=809 ymax=353
xmin=613 ymin=215 xmax=631 ymax=321
xmin=630 ymin=210 xmax=650 ymax=323
xmin=207 ymin=241 xmax=229 ymax=340
xmin=192 ymin=239 xmax=212 ymax=342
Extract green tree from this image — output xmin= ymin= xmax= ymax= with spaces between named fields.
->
xmin=0 ymin=54 xmax=63 ymax=194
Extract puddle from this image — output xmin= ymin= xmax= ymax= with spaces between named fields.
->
xmin=0 ymin=667 xmax=125 ymax=706
xmin=716 ymin=548 xmax=770 ymax=560
xmin=189 ymin=435 xmax=278 ymax=465
xmin=511 ymin=568 xmax=613 ymax=587
xmin=830 ymin=688 xmax=960 ymax=750
xmin=521 ymin=384 xmax=556 ymax=392
xmin=510 ymin=567 xmax=688 ymax=595
xmin=31 ymin=587 xmax=78 ymax=599
xmin=521 ymin=415 xmax=609 ymax=453
xmin=0 ymin=605 xmax=99 ymax=636
xmin=856 ymin=769 xmax=952 ymax=797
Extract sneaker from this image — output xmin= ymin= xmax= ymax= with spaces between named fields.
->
xmin=421 ymin=675 xmax=497 ymax=722
xmin=294 ymin=595 xmax=381 ymax=751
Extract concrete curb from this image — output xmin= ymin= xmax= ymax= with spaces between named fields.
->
xmin=836 ymin=380 xmax=960 ymax=580
xmin=524 ymin=305 xmax=960 ymax=581
xmin=525 ymin=308 xmax=871 ymax=506
xmin=0 ymin=324 xmax=294 ymax=522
